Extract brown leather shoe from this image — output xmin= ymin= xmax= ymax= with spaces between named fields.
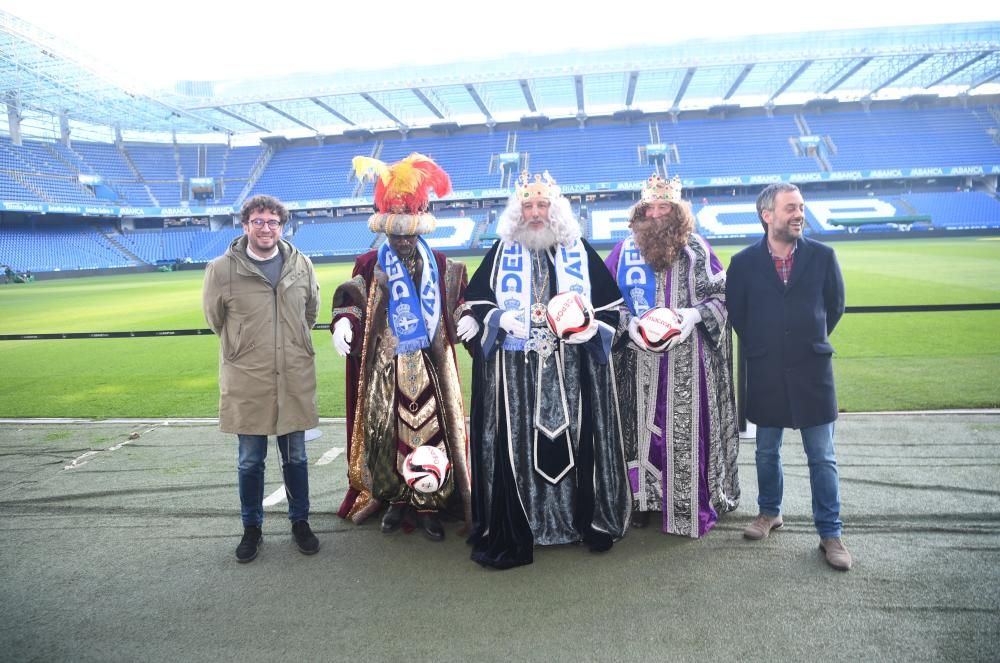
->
xmin=743 ymin=513 xmax=784 ymax=540
xmin=819 ymin=537 xmax=853 ymax=571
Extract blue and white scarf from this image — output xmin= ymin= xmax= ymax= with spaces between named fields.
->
xmin=378 ymin=236 xmax=440 ymax=355
xmin=495 ymin=238 xmax=592 ymax=351
xmin=616 ymin=235 xmax=657 ymax=316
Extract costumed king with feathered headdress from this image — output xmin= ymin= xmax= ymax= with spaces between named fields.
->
xmin=605 ymin=175 xmax=740 ymax=539
xmin=331 ymin=154 xmax=477 ymax=541
xmin=464 ymin=171 xmax=630 ymax=569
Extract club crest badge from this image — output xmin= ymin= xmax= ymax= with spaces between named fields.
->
xmin=392 ymin=303 xmax=419 ymax=336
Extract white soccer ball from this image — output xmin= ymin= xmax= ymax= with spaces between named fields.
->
xmin=401 ymin=445 xmax=451 ymax=494
xmin=546 ymin=291 xmax=595 ymax=340
xmin=637 ymin=307 xmax=684 ymax=352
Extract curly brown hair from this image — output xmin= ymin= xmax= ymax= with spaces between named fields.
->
xmin=629 ymin=200 xmax=694 ymax=271
xmin=240 ymin=194 xmax=289 ymax=225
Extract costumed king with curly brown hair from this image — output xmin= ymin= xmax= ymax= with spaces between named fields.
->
xmin=605 ymin=175 xmax=740 ymax=538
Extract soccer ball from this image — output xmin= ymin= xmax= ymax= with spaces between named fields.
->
xmin=637 ymin=307 xmax=684 ymax=352
xmin=401 ymin=445 xmax=451 ymax=494
xmin=546 ymin=291 xmax=595 ymax=340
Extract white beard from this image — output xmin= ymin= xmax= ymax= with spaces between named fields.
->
xmin=513 ymin=225 xmax=558 ymax=251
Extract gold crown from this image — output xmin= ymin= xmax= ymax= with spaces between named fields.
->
xmin=641 ymin=174 xmax=682 ymax=203
xmin=516 ymin=170 xmax=559 ymax=201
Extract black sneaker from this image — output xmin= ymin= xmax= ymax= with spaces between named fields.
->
xmin=236 ymin=526 xmax=262 ymax=563
xmin=291 ymin=520 xmax=319 ymax=555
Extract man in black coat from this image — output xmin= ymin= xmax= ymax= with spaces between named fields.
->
xmin=726 ymin=183 xmax=851 ymax=571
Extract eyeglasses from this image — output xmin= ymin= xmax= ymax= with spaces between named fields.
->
xmin=249 ymin=219 xmax=281 ymax=228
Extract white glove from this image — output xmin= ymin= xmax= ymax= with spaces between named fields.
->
xmin=456 ymin=315 xmax=480 ymax=342
xmin=676 ymin=307 xmax=702 ymax=343
xmin=498 ymin=310 xmax=527 ymax=338
xmin=627 ymin=316 xmax=645 ymax=348
xmin=332 ymin=318 xmax=353 ymax=356
xmin=564 ymin=322 xmax=599 ymax=345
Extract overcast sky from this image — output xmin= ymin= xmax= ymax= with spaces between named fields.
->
xmin=2 ymin=0 xmax=998 ymax=88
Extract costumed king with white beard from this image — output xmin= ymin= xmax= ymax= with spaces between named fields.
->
xmin=464 ymin=170 xmax=630 ymax=569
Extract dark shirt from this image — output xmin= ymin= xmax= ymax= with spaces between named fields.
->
xmin=251 ymin=251 xmax=284 ymax=289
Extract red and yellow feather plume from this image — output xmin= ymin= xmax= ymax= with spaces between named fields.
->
xmin=357 ymin=152 xmax=451 ymax=214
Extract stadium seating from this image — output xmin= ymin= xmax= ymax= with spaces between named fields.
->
xmin=1 ymin=105 xmax=998 ymax=271
xmin=290 ymin=216 xmax=377 ymax=256
xmin=513 ymin=123 xmax=653 ymax=184
xmin=377 ymin=132 xmax=509 ymax=191
xmin=0 ymin=136 xmax=96 ymax=204
xmin=0 ymin=138 xmax=267 ymax=207
xmin=899 ymin=191 xmax=1000 ymax=229
xmin=0 ymin=169 xmax=36 ymax=201
xmin=249 ymin=143 xmax=359 ymax=201
xmin=2 ymin=107 xmax=998 ymax=208
xmin=805 ymin=108 xmax=998 ymax=170
xmin=208 ymin=144 xmax=264 ymax=205
xmin=0 ymin=224 xmax=131 ymax=272
xmin=116 ymin=228 xmax=221 ymax=264
xmin=177 ymin=145 xmax=199 ymax=180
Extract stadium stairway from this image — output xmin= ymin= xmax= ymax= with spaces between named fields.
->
xmin=99 ymin=230 xmax=145 ymax=267
xmin=118 ymin=145 xmax=160 ymax=207
xmin=10 ymin=171 xmax=53 ymax=202
xmin=897 ymin=197 xmax=920 ymax=215
xmin=470 ymin=215 xmax=491 ymax=247
xmin=234 ymin=145 xmax=273 ymax=207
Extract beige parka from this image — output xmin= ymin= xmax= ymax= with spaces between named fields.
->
xmin=202 ymin=235 xmax=320 ymax=435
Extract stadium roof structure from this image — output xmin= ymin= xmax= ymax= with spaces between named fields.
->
xmin=2 ymin=12 xmax=999 ymax=143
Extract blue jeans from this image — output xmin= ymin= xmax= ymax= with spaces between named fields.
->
xmin=237 ymin=432 xmax=309 ymax=527
xmin=754 ymin=422 xmax=843 ymax=538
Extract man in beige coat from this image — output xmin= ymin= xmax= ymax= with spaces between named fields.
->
xmin=203 ymin=194 xmax=321 ymax=563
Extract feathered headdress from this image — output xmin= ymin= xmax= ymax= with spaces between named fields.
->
xmin=352 ymin=153 xmax=452 ymax=235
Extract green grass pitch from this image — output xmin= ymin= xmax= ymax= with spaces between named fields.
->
xmin=1 ymin=236 xmax=997 ymax=417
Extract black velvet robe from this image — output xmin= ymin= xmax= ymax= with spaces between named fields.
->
xmin=465 ymin=238 xmax=630 ymax=569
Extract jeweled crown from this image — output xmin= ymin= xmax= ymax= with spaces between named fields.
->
xmin=516 ymin=170 xmax=559 ymax=201
xmin=641 ymin=174 xmax=682 ymax=203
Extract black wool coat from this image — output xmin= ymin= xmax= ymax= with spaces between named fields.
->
xmin=726 ymin=236 xmax=845 ymax=429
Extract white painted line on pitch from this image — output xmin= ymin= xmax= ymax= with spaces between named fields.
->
xmin=63 ymin=423 xmax=160 ymax=470
xmin=64 ymin=450 xmax=100 ymax=470
xmin=261 ymin=447 xmax=343 ymax=507
xmin=263 ymin=487 xmax=287 ymax=507
xmin=316 ymin=447 xmax=344 ymax=466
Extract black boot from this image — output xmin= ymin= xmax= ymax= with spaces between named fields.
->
xmin=291 ymin=520 xmax=319 ymax=555
xmin=416 ymin=510 xmax=445 ymax=542
xmin=381 ymin=503 xmax=407 ymax=533
xmin=236 ymin=526 xmax=262 ymax=563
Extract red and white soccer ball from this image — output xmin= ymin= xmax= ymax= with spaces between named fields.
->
xmin=402 ymin=445 xmax=451 ymax=494
xmin=546 ymin=291 xmax=595 ymax=340
xmin=637 ymin=307 xmax=684 ymax=352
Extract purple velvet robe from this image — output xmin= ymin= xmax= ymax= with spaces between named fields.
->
xmin=606 ymin=234 xmax=740 ymax=537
